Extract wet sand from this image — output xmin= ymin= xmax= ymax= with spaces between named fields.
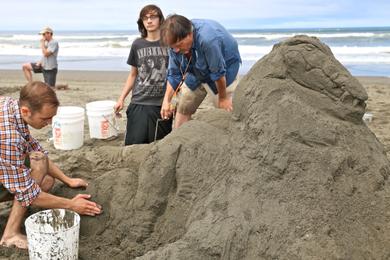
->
xmin=0 ymin=68 xmax=389 ymax=259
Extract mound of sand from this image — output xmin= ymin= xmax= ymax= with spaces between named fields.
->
xmin=2 ymin=35 xmax=390 ymax=259
xmin=76 ymin=35 xmax=390 ymax=259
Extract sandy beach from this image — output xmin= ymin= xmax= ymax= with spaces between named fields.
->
xmin=355 ymin=76 xmax=390 ymax=155
xmin=0 ymin=62 xmax=390 ymax=259
xmin=0 ymin=69 xmax=389 ymax=157
xmin=0 ymin=70 xmax=129 ymax=144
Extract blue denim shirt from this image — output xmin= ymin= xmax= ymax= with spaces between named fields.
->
xmin=167 ymin=19 xmax=241 ymax=94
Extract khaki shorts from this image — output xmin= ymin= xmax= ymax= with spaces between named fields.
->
xmin=177 ymin=78 xmax=239 ymax=115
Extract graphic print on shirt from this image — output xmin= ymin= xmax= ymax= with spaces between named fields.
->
xmin=135 ymin=46 xmax=168 ymax=98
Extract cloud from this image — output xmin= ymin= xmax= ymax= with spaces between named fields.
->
xmin=1 ymin=0 xmax=390 ymax=30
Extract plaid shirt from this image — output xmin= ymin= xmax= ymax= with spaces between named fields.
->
xmin=0 ymin=97 xmax=43 ymax=206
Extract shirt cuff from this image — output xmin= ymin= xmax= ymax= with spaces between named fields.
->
xmin=168 ymin=77 xmax=180 ymax=91
xmin=209 ymin=70 xmax=226 ymax=82
xmin=15 ymin=182 xmax=41 ymax=207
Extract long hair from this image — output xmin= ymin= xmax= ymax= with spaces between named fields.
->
xmin=19 ymin=81 xmax=59 ymax=112
xmin=137 ymin=5 xmax=164 ymax=38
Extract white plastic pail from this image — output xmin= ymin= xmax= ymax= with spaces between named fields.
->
xmin=52 ymin=106 xmax=85 ymax=150
xmin=363 ymin=112 xmax=373 ymax=123
xmin=25 ymin=209 xmax=80 ymax=260
xmin=86 ymin=100 xmax=118 ymax=139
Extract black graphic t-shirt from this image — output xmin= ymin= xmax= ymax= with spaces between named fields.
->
xmin=127 ymin=38 xmax=169 ymax=106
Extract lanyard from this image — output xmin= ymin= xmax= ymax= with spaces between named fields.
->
xmin=170 ymin=54 xmax=192 ymax=111
xmin=176 ymin=54 xmax=192 ymax=93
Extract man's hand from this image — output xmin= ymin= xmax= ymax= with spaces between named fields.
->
xmin=67 ymin=178 xmax=88 ymax=189
xmin=29 ymin=151 xmax=48 ymax=182
xmin=161 ymin=98 xmax=173 ymax=120
xmin=215 ymin=76 xmax=233 ymax=112
xmin=40 ymin=38 xmax=46 ymax=46
xmin=70 ymin=194 xmax=102 ymax=216
xmin=29 ymin=151 xmax=46 ymax=161
xmin=218 ymin=97 xmax=233 ymax=112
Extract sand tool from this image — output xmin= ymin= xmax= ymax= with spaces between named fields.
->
xmin=154 ymin=118 xmax=164 ymax=142
xmin=102 ymin=114 xmax=120 ymax=132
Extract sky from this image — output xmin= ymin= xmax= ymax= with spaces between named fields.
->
xmin=1 ymin=0 xmax=390 ymax=30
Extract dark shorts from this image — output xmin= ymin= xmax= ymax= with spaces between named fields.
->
xmin=0 ymin=184 xmax=12 ymax=202
xmin=30 ymin=63 xmax=57 ymax=87
xmin=125 ymin=103 xmax=172 ymax=145
xmin=31 ymin=62 xmax=43 ymax=73
xmin=43 ymin=68 xmax=58 ymax=87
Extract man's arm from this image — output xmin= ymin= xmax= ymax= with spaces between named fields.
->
xmin=215 ymin=75 xmax=232 ymax=111
xmin=32 ymin=191 xmax=101 ymax=216
xmin=201 ymin=39 xmax=232 ymax=111
xmin=19 ymin=153 xmax=100 ymax=215
xmin=161 ymin=81 xmax=176 ymax=120
xmin=40 ymin=39 xmax=52 ymax=57
xmin=47 ymin=158 xmax=87 ymax=188
xmin=115 ymin=66 xmax=138 ymax=113
xmin=40 ymin=39 xmax=57 ymax=57
xmin=28 ymin=153 xmax=100 ymax=216
xmin=29 ymin=152 xmax=87 ymax=189
xmin=161 ymin=51 xmax=184 ymax=119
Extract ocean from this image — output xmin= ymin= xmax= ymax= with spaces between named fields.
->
xmin=1 ymin=27 xmax=390 ymax=76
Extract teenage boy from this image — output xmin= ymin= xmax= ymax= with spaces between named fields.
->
xmin=115 ymin=5 xmax=172 ymax=145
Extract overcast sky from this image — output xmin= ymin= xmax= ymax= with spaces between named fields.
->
xmin=1 ymin=0 xmax=390 ymax=30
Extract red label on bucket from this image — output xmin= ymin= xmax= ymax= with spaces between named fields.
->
xmin=54 ymin=127 xmax=62 ymax=146
xmin=101 ymin=120 xmax=109 ymax=138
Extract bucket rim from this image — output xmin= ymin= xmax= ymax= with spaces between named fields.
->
xmin=86 ymin=100 xmax=116 ymax=110
xmin=86 ymin=111 xmax=115 ymax=116
xmin=56 ymin=106 xmax=85 ymax=116
xmin=25 ymin=209 xmax=80 ymax=234
xmin=55 ymin=106 xmax=85 ymax=119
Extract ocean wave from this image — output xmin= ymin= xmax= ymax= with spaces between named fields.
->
xmin=60 ymin=41 xmax=132 ymax=48
xmin=238 ymin=45 xmax=390 ymax=63
xmin=1 ymin=31 xmax=390 ymax=67
xmin=3 ymin=31 xmax=390 ymax=45
xmin=2 ymin=44 xmax=390 ymax=63
xmin=238 ymin=44 xmax=390 ymax=53
xmin=0 ymin=34 xmax=139 ymax=42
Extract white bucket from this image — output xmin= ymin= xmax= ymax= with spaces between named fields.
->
xmin=363 ymin=112 xmax=373 ymax=123
xmin=25 ymin=209 xmax=80 ymax=260
xmin=86 ymin=100 xmax=118 ymax=139
xmin=52 ymin=106 xmax=85 ymax=150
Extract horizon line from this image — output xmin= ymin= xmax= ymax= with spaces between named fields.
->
xmin=1 ymin=25 xmax=390 ymax=32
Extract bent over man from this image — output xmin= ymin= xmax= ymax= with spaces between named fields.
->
xmin=160 ymin=15 xmax=241 ymax=128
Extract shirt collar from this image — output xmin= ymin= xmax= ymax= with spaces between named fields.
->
xmin=14 ymin=100 xmax=30 ymax=135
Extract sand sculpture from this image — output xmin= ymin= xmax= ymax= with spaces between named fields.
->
xmin=2 ymin=35 xmax=390 ymax=259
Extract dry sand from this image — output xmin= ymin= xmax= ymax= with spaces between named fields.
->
xmin=0 ymin=56 xmax=389 ymax=259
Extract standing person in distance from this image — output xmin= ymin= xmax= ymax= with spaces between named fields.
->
xmin=22 ymin=27 xmax=59 ymax=88
xmin=114 ymin=5 xmax=172 ymax=145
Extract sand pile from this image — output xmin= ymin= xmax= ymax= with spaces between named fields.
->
xmin=2 ymin=35 xmax=390 ymax=259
